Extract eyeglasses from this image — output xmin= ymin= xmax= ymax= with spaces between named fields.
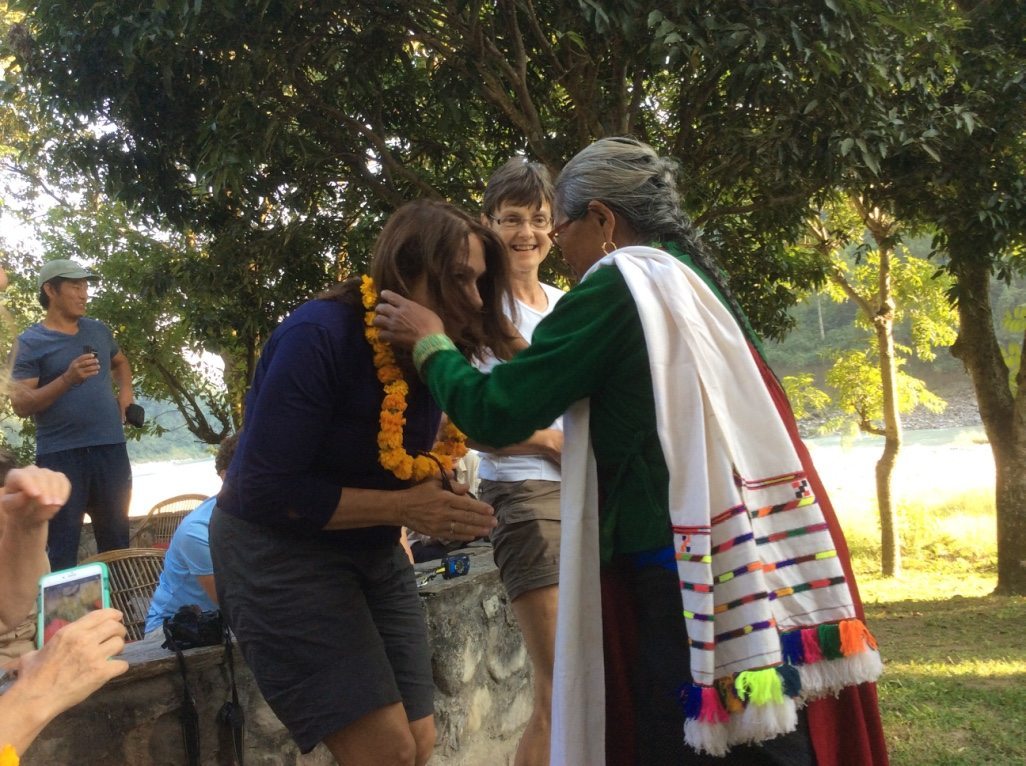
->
xmin=549 ymin=217 xmax=573 ymax=243
xmin=488 ymin=214 xmax=553 ymax=231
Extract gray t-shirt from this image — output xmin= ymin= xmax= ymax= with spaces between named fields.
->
xmin=12 ymin=317 xmax=126 ymax=454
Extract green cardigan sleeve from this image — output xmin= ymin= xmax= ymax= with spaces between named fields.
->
xmin=423 ymin=264 xmax=639 ymax=447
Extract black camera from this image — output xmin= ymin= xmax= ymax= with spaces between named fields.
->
xmin=441 ymin=553 xmax=470 ymax=579
xmin=162 ymin=604 xmax=225 ymax=650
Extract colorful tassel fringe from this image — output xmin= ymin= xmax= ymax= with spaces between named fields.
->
xmin=736 ymin=667 xmax=785 ymax=705
xmin=818 ymin=623 xmax=844 ymax=659
xmin=800 ymin=627 xmax=823 ymax=662
xmin=681 ymin=619 xmax=882 ymax=754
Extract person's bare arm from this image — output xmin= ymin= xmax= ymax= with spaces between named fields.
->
xmin=196 ymin=575 xmax=218 ymax=605
xmin=9 ymin=352 xmax=101 ymax=418
xmin=0 ymin=468 xmax=71 ymax=631
xmin=110 ymin=351 xmax=134 ymax=417
xmin=0 ymin=609 xmax=128 ymax=755
xmin=324 ymin=479 xmax=496 ymax=541
xmin=468 ymin=428 xmax=563 ymax=465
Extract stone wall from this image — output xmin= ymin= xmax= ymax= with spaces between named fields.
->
xmin=21 ymin=548 xmax=529 ymax=765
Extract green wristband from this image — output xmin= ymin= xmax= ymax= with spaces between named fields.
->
xmin=413 ymin=333 xmax=457 ymax=374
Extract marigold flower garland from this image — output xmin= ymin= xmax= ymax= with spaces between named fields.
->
xmin=0 ymin=745 xmax=18 ymax=766
xmin=361 ymin=275 xmax=467 ymax=482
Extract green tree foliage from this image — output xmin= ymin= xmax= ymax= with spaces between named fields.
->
xmin=822 ymin=245 xmax=959 ymax=381
xmin=823 ymin=350 xmax=946 ymax=439
xmin=780 ymin=372 xmax=831 ymax=421
xmin=3 ymin=0 xmax=953 ymax=340
xmin=807 ymin=195 xmax=957 ymax=576
xmin=0 ymin=261 xmax=40 ymax=464
xmin=5 ymin=2 xmax=1024 ymax=593
xmin=873 ymin=0 xmax=1026 ymax=594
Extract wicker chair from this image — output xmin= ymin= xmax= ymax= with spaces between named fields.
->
xmin=129 ymin=493 xmax=209 ymax=550
xmin=81 ymin=548 xmax=166 ymax=642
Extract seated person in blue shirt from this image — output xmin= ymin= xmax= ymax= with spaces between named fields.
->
xmin=142 ymin=433 xmax=239 ymax=639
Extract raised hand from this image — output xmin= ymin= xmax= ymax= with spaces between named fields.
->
xmin=1 ymin=466 xmax=71 ymax=528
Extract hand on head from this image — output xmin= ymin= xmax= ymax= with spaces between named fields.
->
xmin=373 ymin=290 xmax=446 ymax=349
xmin=1 ymin=466 xmax=71 ymax=528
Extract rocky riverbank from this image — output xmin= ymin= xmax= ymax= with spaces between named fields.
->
xmin=796 ymin=368 xmax=982 ymax=438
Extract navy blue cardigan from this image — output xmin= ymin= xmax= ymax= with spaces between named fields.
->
xmin=217 ymin=298 xmax=441 ymax=548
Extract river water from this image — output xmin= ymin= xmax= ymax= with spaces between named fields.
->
xmin=126 ymin=425 xmax=994 ymax=519
xmin=129 ymin=457 xmax=219 ymax=517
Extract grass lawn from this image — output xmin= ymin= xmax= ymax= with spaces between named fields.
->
xmin=815 ymin=430 xmax=1026 ymax=766
xmin=860 ymin=572 xmax=1026 ymax=765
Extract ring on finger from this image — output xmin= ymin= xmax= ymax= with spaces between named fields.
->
xmin=450 ymin=520 xmax=455 ymax=536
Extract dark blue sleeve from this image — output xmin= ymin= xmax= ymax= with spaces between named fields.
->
xmin=229 ymin=321 xmax=348 ymax=530
xmin=11 ymin=339 xmax=39 ymax=381
xmin=101 ymin=320 xmax=119 ymax=359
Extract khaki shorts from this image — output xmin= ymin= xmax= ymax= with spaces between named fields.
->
xmin=479 ymin=479 xmax=561 ymax=601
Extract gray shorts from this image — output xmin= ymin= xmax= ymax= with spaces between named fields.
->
xmin=479 ymin=479 xmax=561 ymax=602
xmin=209 ymin=508 xmax=433 ymax=753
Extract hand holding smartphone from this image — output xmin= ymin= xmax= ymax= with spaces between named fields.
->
xmin=37 ymin=563 xmax=112 ymax=648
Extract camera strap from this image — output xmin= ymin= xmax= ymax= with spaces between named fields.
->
xmin=163 ymin=623 xmax=202 ymax=766
xmin=418 ymin=451 xmax=455 ymax=492
xmin=218 ymin=621 xmax=246 ymax=765
xmin=163 ymin=615 xmax=245 ymax=765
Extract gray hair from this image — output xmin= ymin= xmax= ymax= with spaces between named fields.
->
xmin=555 ymin=136 xmax=749 ymax=335
xmin=554 ymin=137 xmax=702 ymax=253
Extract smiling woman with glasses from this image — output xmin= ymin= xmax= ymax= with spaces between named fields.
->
xmin=477 ymin=156 xmax=566 ymax=766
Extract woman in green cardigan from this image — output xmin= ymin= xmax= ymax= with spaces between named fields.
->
xmin=374 ymin=138 xmax=887 ymax=766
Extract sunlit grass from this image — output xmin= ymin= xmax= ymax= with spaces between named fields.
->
xmin=843 ymin=487 xmax=997 ymax=597
xmin=831 ymin=474 xmax=1026 ymax=765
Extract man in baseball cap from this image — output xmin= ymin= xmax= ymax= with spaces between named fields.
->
xmin=34 ymin=258 xmax=101 ymax=288
xmin=10 ymin=258 xmax=136 ymax=570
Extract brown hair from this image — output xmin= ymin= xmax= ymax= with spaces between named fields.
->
xmin=482 ymin=157 xmax=554 ymax=217
xmin=321 ymin=199 xmax=517 ymax=361
xmin=215 ymin=431 xmax=241 ymax=476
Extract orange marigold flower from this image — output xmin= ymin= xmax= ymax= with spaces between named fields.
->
xmin=362 ymin=275 xmax=466 ymax=482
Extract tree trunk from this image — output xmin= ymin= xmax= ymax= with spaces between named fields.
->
xmin=855 ymin=200 xmax=904 ymax=577
xmin=873 ymin=249 xmax=902 ymax=577
xmin=816 ymin=292 xmax=826 ymax=340
xmin=949 ymin=248 xmax=1026 ymax=594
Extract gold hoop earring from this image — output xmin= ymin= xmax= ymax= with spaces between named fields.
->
xmin=602 ymin=240 xmax=618 ymax=255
